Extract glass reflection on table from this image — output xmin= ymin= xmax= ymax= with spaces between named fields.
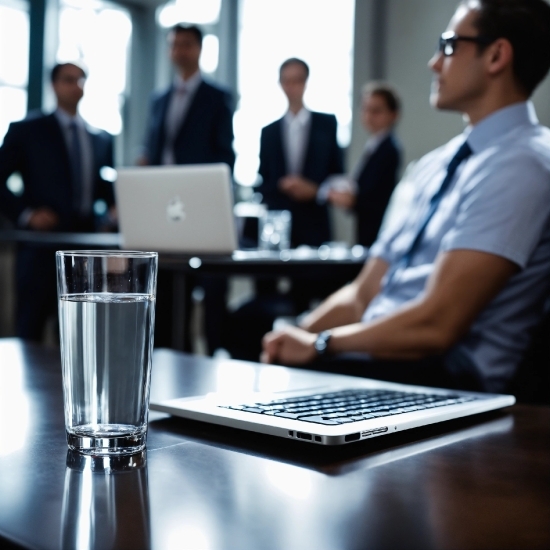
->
xmin=61 ymin=451 xmax=150 ymax=550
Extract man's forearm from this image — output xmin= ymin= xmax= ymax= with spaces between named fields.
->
xmin=300 ymin=257 xmax=389 ymax=333
xmin=299 ymin=283 xmax=364 ymax=332
xmin=325 ymin=250 xmax=518 ymax=360
xmin=327 ymin=299 xmax=452 ymax=360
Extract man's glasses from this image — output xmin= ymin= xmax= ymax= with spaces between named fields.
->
xmin=438 ymin=31 xmax=494 ymax=56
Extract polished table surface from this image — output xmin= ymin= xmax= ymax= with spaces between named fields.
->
xmin=0 ymin=229 xmax=367 ymax=272
xmin=0 ymin=229 xmax=122 ymax=248
xmin=1 ymin=339 xmax=549 ymax=550
xmin=0 ymin=231 xmax=368 ymax=350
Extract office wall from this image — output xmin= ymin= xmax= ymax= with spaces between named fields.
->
xmin=383 ymin=0 xmax=550 ymax=169
xmin=342 ymin=0 xmax=550 ymax=242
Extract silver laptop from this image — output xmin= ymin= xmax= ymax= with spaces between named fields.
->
xmin=115 ymin=163 xmax=238 ymax=253
xmin=150 ymin=370 xmax=515 ymax=446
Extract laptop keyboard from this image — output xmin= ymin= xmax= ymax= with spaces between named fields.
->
xmin=219 ymin=388 xmax=479 ymax=425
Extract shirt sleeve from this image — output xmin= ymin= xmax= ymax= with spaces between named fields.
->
xmin=441 ymin=150 xmax=550 ymax=269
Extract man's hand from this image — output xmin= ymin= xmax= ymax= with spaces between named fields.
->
xmin=27 ymin=208 xmax=59 ymax=231
xmin=327 ymin=189 xmax=356 ymax=209
xmin=278 ymin=176 xmax=318 ymax=201
xmin=261 ymin=326 xmax=317 ymax=365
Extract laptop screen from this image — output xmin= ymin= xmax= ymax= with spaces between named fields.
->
xmin=115 ymin=163 xmax=238 ymax=254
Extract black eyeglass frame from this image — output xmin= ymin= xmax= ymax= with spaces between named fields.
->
xmin=438 ymin=31 xmax=495 ymax=57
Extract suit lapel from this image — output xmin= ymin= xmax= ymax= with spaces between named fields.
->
xmin=156 ymin=90 xmax=172 ymax=156
xmin=275 ymin=118 xmax=288 ymax=175
xmin=175 ymin=82 xmax=207 ymax=141
xmin=301 ymin=112 xmax=317 ymax=176
xmin=356 ymin=134 xmax=391 ymax=182
xmin=45 ymin=114 xmax=73 ymax=182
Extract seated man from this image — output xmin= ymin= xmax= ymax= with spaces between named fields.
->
xmin=261 ymin=0 xmax=550 ymax=394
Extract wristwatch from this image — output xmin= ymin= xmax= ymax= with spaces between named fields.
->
xmin=314 ymin=330 xmax=332 ymax=355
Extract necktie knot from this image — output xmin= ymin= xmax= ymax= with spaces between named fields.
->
xmin=447 ymin=141 xmax=472 ymax=173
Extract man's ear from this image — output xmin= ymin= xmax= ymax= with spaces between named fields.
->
xmin=486 ymin=38 xmax=514 ymax=76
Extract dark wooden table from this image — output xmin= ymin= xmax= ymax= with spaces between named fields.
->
xmin=0 ymin=338 xmax=548 ymax=550
xmin=0 ymin=231 xmax=367 ymax=350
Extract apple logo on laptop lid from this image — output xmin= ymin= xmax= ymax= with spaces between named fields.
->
xmin=167 ymin=196 xmax=185 ymax=222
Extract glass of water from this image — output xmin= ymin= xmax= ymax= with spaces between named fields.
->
xmin=258 ymin=210 xmax=292 ymax=251
xmin=56 ymin=250 xmax=158 ymax=456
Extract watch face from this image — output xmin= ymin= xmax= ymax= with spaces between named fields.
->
xmin=315 ymin=331 xmax=331 ymax=354
xmin=315 ymin=339 xmax=327 ymax=353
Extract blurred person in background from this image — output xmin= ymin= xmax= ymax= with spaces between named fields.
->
xmin=226 ymin=58 xmax=344 ymax=361
xmin=325 ymin=81 xmax=402 ymax=247
xmin=0 ymin=62 xmax=115 ymax=341
xmin=139 ymin=24 xmax=235 ymax=353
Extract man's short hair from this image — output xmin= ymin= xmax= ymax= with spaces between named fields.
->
xmin=50 ymin=62 xmax=87 ymax=83
xmin=170 ymin=24 xmax=203 ymax=47
xmin=279 ymin=58 xmax=310 ymax=80
xmin=466 ymin=0 xmax=550 ymax=96
xmin=362 ymin=81 xmax=401 ymax=113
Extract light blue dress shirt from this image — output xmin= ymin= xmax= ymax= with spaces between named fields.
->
xmin=363 ymin=101 xmax=550 ymax=392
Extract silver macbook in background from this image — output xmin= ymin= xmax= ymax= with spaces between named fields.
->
xmin=115 ymin=163 xmax=238 ymax=254
xmin=150 ymin=370 xmax=515 ymax=446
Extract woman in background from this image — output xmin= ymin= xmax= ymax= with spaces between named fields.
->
xmin=328 ymin=81 xmax=402 ymax=246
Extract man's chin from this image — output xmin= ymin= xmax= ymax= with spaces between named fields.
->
xmin=430 ymin=94 xmax=453 ymax=111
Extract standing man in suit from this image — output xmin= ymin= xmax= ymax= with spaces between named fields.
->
xmin=225 ymin=59 xmax=344 ymax=361
xmin=139 ymin=24 xmax=235 ymax=169
xmin=327 ymin=82 xmax=402 ymax=247
xmin=140 ymin=24 xmax=236 ymax=353
xmin=257 ymin=58 xmax=343 ymax=247
xmin=0 ymin=62 xmax=115 ymax=341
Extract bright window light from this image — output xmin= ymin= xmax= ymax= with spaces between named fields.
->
xmin=0 ymin=1 xmax=29 ymax=145
xmin=234 ymin=0 xmax=355 ymax=187
xmin=0 ymin=86 xmax=27 ymax=146
xmin=200 ymin=34 xmax=219 ymax=74
xmin=158 ymin=0 xmax=221 ymax=28
xmin=57 ymin=1 xmax=131 ymax=135
xmin=0 ymin=5 xmax=29 ymax=88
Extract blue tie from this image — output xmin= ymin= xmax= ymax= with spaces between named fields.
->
xmin=389 ymin=140 xmax=472 ymax=278
xmin=69 ymin=120 xmax=83 ymax=214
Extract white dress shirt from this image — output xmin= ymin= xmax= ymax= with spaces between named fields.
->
xmin=162 ymin=71 xmax=202 ymax=165
xmin=283 ymin=108 xmax=311 ymax=175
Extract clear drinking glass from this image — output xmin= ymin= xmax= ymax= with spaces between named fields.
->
xmin=258 ymin=210 xmax=292 ymax=251
xmin=56 ymin=250 xmax=158 ymax=456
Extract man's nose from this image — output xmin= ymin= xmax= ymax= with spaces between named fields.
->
xmin=428 ymin=51 xmax=443 ymax=72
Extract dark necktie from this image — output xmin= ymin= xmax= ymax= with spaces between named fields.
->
xmin=69 ymin=120 xmax=83 ymax=214
xmin=390 ymin=140 xmax=472 ymax=277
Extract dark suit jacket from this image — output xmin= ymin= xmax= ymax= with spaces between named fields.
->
xmin=258 ymin=111 xmax=343 ymax=247
xmin=354 ymin=133 xmax=401 ymax=247
xmin=143 ymin=80 xmax=235 ymax=169
xmin=0 ymin=112 xmax=115 ymax=232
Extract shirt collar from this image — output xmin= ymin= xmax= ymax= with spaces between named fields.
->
xmin=465 ymin=101 xmax=538 ymax=154
xmin=54 ymin=107 xmax=85 ymax=129
xmin=364 ymin=129 xmax=390 ymax=153
xmin=284 ymin=107 xmax=311 ymax=126
xmin=173 ymin=71 xmax=202 ymax=94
